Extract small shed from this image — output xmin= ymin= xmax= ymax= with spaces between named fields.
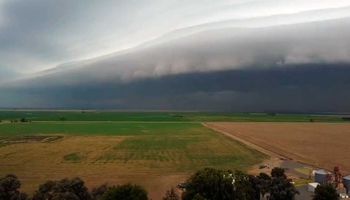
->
xmin=308 ymin=182 xmax=320 ymax=192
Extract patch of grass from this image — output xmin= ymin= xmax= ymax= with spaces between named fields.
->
xmin=0 ymin=122 xmax=200 ymax=137
xmin=295 ymin=167 xmax=313 ymax=176
xmin=294 ymin=178 xmax=312 ymax=187
xmin=0 ymin=111 xmax=190 ymax=122
xmin=63 ymin=153 xmax=85 ymax=162
xmin=89 ymin=124 xmax=267 ymax=171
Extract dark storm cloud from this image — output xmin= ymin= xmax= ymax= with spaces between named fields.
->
xmin=11 ymin=17 xmax=350 ymax=85
xmin=1 ymin=63 xmax=349 ymax=112
xmin=1 ymin=16 xmax=350 ymax=111
xmin=1 ymin=1 xmax=350 ymax=111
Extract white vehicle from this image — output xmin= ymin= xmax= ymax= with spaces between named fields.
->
xmin=339 ymin=193 xmax=349 ymax=199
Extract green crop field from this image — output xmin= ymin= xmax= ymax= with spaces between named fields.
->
xmin=0 ymin=122 xmax=265 ymax=170
xmin=0 ymin=122 xmax=199 ymax=136
xmin=0 ymin=110 xmax=347 ymax=122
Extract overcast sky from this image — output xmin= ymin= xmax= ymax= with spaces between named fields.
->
xmin=0 ymin=0 xmax=350 ymax=111
xmin=1 ymin=0 xmax=350 ymax=75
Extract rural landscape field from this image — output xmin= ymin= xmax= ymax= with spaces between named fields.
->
xmin=206 ymin=122 xmax=350 ymax=174
xmin=1 ymin=1 xmax=350 ymax=199
xmin=1 ymin=111 xmax=349 ymax=199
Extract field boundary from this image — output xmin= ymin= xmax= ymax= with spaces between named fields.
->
xmin=203 ymin=122 xmax=344 ymax=173
xmin=202 ymin=123 xmax=282 ymax=158
xmin=203 ymin=122 xmax=315 ymax=163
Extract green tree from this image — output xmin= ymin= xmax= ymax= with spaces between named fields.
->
xmin=32 ymin=177 xmax=91 ymax=200
xmin=181 ymin=168 xmax=235 ymax=200
xmin=0 ymin=174 xmax=28 ymax=200
xmin=191 ymin=194 xmax=207 ymax=200
xmin=91 ymin=184 xmax=111 ymax=200
xmin=313 ymin=184 xmax=339 ymax=200
xmin=234 ymin=171 xmax=259 ymax=200
xmin=162 ymin=188 xmax=180 ymax=200
xmin=271 ymin=167 xmax=287 ymax=179
xmin=101 ymin=184 xmax=148 ymax=200
xmin=269 ymin=167 xmax=298 ymax=200
xmin=269 ymin=177 xmax=298 ymax=200
xmin=20 ymin=118 xmax=30 ymax=123
xmin=257 ymin=173 xmax=271 ymax=199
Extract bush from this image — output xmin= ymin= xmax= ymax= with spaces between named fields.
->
xmin=91 ymin=184 xmax=111 ymax=200
xmin=269 ymin=177 xmax=298 ymax=200
xmin=257 ymin=173 xmax=271 ymax=198
xmin=101 ymin=184 xmax=148 ymax=200
xmin=233 ymin=171 xmax=259 ymax=200
xmin=0 ymin=174 xmax=28 ymax=200
xmin=181 ymin=168 xmax=235 ymax=200
xmin=191 ymin=194 xmax=206 ymax=200
xmin=313 ymin=184 xmax=339 ymax=200
xmin=162 ymin=188 xmax=180 ymax=200
xmin=20 ymin=118 xmax=30 ymax=123
xmin=271 ymin=167 xmax=287 ymax=179
xmin=32 ymin=177 xmax=91 ymax=200
xmin=2 ymin=167 xmax=300 ymax=200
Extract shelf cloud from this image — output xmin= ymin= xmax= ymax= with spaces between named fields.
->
xmin=0 ymin=1 xmax=350 ymax=111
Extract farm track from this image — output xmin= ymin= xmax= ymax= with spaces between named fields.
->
xmin=202 ymin=123 xmax=279 ymax=158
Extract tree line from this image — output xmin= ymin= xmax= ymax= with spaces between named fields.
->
xmin=0 ymin=167 xmax=338 ymax=200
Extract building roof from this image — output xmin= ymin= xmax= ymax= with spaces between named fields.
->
xmin=315 ymin=169 xmax=329 ymax=175
xmin=343 ymin=175 xmax=350 ymax=180
xmin=308 ymin=182 xmax=320 ymax=187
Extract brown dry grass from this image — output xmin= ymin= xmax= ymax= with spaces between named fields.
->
xmin=206 ymin=122 xmax=350 ymax=174
xmin=0 ymin=136 xmax=186 ymax=199
xmin=0 ymin=131 xmax=263 ymax=200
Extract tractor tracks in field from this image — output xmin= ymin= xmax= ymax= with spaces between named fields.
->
xmin=202 ymin=122 xmax=283 ymax=159
xmin=202 ymin=122 xmax=321 ymax=179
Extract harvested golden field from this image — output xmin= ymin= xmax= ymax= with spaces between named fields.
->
xmin=0 ymin=136 xmax=187 ymax=199
xmin=206 ymin=122 xmax=350 ymax=174
xmin=0 ymin=122 xmax=264 ymax=199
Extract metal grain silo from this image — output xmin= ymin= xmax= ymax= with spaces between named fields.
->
xmin=314 ymin=169 xmax=329 ymax=184
xmin=343 ymin=175 xmax=350 ymax=194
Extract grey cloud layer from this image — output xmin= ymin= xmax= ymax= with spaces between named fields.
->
xmin=1 ymin=0 xmax=350 ymax=75
xmin=1 ymin=1 xmax=350 ymax=111
xmin=1 ymin=17 xmax=350 ymax=111
xmin=0 ymin=0 xmax=251 ymax=73
xmin=19 ymin=17 xmax=350 ymax=85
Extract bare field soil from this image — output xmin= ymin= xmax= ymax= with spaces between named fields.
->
xmin=206 ymin=122 xmax=350 ymax=174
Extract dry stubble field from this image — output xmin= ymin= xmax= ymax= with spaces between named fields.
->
xmin=0 ymin=122 xmax=264 ymax=199
xmin=206 ymin=122 xmax=350 ymax=174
